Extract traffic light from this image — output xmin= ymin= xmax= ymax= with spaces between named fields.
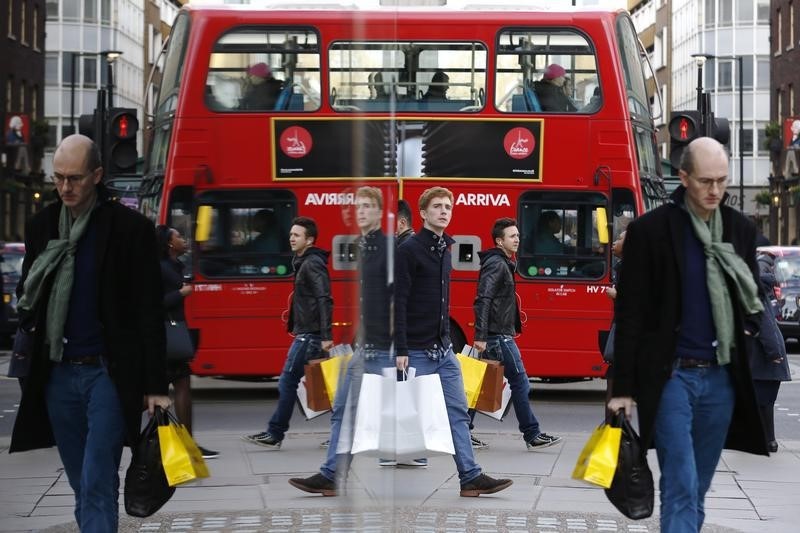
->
xmin=105 ymin=108 xmax=139 ymax=176
xmin=710 ymin=116 xmax=730 ymax=147
xmin=668 ymin=110 xmax=702 ymax=172
xmin=78 ymin=112 xmax=99 ymax=140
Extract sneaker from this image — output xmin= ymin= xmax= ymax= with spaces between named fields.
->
xmin=398 ymin=458 xmax=428 ymax=467
xmin=378 ymin=458 xmax=397 ymax=466
xmin=459 ymin=473 xmax=513 ymax=497
xmin=288 ymin=473 xmax=337 ymax=496
xmin=320 ymin=439 xmax=330 ymax=449
xmin=242 ymin=431 xmax=282 ymax=450
xmin=470 ymin=434 xmax=489 ymax=449
xmin=526 ymin=432 xmax=563 ymax=451
xmin=198 ymin=446 xmax=220 ymax=459
xmin=768 ymin=440 xmax=778 ymax=453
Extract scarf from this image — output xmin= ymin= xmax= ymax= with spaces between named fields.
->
xmin=17 ymin=197 xmax=98 ymax=361
xmin=685 ymin=205 xmax=763 ymax=365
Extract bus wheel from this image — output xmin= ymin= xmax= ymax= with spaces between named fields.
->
xmin=450 ymin=319 xmax=467 ymax=355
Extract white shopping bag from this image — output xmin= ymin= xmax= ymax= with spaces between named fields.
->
xmin=477 ymin=377 xmax=512 ymax=420
xmin=296 ymin=375 xmax=330 ymax=420
xmin=350 ymin=368 xmax=454 ymax=459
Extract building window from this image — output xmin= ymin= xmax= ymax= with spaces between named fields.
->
xmin=83 ymin=57 xmax=97 ymax=88
xmin=737 ymin=0 xmax=753 ymax=24
xmin=6 ymin=78 xmax=12 ymax=112
xmin=776 ymin=9 xmax=782 ymax=55
xmin=757 ymin=126 xmax=768 ymax=156
xmin=790 ymin=2 xmax=795 ymax=51
xmin=45 ymin=53 xmax=58 ymax=85
xmin=8 ymin=0 xmax=15 ymax=39
xmin=757 ymin=58 xmax=770 ymax=90
xmin=84 ymin=0 xmax=96 ymax=23
xmin=791 ymin=85 xmax=796 ymax=116
xmin=777 ymin=88 xmax=783 ymax=121
xmin=32 ymin=85 xmax=38 ymax=120
xmin=62 ymin=53 xmax=74 ymax=85
xmin=20 ymin=81 xmax=26 ymax=113
xmin=757 ymin=0 xmax=770 ymax=22
xmin=64 ymin=0 xmax=79 ymax=21
xmin=101 ymin=0 xmax=110 ymax=24
xmin=20 ymin=1 xmax=27 ymax=45
xmin=33 ymin=6 xmax=40 ymax=50
xmin=719 ymin=60 xmax=733 ymax=91
xmin=704 ymin=0 xmax=716 ymax=27
xmin=742 ymin=128 xmax=754 ymax=156
xmin=741 ymin=56 xmax=753 ymax=90
xmin=46 ymin=0 xmax=58 ymax=19
xmin=720 ymin=0 xmax=733 ymax=26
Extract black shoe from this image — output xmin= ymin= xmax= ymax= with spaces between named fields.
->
xmin=768 ymin=440 xmax=778 ymax=453
xmin=198 ymin=446 xmax=220 ymax=459
xmin=526 ymin=432 xmax=563 ymax=450
xmin=459 ymin=473 xmax=513 ymax=497
xmin=470 ymin=434 xmax=489 ymax=449
xmin=242 ymin=431 xmax=282 ymax=450
xmin=320 ymin=439 xmax=330 ymax=449
xmin=288 ymin=473 xmax=337 ymax=496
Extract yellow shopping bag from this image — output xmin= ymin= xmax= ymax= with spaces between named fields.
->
xmin=571 ymin=421 xmax=622 ymax=488
xmin=157 ymin=409 xmax=210 ymax=487
xmin=320 ymin=345 xmax=353 ymax=404
xmin=456 ymin=353 xmax=488 ymax=409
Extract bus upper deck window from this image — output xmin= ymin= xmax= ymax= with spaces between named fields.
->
xmin=495 ymin=29 xmax=601 ymax=114
xmin=207 ymin=27 xmax=321 ymax=112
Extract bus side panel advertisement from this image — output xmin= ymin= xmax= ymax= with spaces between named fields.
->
xmin=272 ymin=119 xmax=543 ymax=181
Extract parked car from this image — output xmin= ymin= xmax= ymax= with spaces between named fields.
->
xmin=757 ymin=246 xmax=800 ymax=343
xmin=0 ymin=242 xmax=25 ymax=342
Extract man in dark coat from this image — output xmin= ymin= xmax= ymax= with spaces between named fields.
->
xmin=11 ymin=134 xmax=170 ymax=532
xmin=609 ymin=137 xmax=768 ymax=533
xmin=243 ymin=216 xmax=333 ymax=450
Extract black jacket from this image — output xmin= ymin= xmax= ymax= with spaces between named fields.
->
xmin=287 ymin=247 xmax=333 ymax=340
xmin=473 ymin=248 xmax=521 ymax=340
xmin=612 ymin=186 xmax=767 ymax=455
xmin=161 ymin=258 xmax=186 ymax=321
xmin=394 ymin=227 xmax=454 ymax=356
xmin=356 ymin=229 xmax=392 ymax=349
xmin=11 ymin=188 xmax=167 ymax=452
xmin=533 ymin=80 xmax=578 ymax=112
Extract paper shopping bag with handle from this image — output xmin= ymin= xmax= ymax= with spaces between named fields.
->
xmin=572 ymin=420 xmax=622 ymax=488
xmin=455 ymin=353 xmax=487 ymax=408
xmin=158 ymin=410 xmax=210 ymax=486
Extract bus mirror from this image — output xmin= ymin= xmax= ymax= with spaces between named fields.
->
xmin=596 ymin=207 xmax=609 ymax=245
xmin=196 ymin=205 xmax=212 ymax=242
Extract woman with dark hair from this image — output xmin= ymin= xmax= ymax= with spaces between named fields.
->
xmin=156 ymin=225 xmax=219 ymax=459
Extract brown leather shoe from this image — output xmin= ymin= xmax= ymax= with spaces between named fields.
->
xmin=288 ymin=473 xmax=337 ymax=496
xmin=459 ymin=473 xmax=513 ymax=497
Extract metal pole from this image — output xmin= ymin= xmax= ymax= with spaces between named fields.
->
xmin=738 ymin=56 xmax=744 ymax=213
xmin=69 ymin=52 xmax=77 ymax=134
xmin=696 ymin=62 xmax=704 ymax=114
xmin=106 ymin=58 xmax=114 ymax=108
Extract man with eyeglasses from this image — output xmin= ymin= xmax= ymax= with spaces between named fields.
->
xmin=10 ymin=134 xmax=170 ymax=532
xmin=608 ymin=137 xmax=768 ymax=532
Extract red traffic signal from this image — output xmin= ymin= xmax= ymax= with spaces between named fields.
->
xmin=106 ymin=108 xmax=139 ymax=175
xmin=669 ymin=110 xmax=702 ymax=171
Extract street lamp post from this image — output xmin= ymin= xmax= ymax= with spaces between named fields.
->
xmin=68 ymin=50 xmax=123 ymax=134
xmin=690 ymin=53 xmax=745 ymax=212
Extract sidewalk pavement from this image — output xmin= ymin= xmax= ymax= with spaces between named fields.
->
xmin=1 ymin=426 xmax=799 ymax=533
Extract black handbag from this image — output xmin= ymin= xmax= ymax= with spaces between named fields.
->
xmin=7 ymin=326 xmax=34 ymax=378
xmin=165 ymin=316 xmax=195 ymax=362
xmin=124 ymin=407 xmax=175 ymax=517
xmin=604 ymin=410 xmax=654 ymax=520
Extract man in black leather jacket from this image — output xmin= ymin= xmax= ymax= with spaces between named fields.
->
xmin=473 ymin=218 xmax=562 ymax=450
xmin=243 ymin=216 xmax=333 ymax=450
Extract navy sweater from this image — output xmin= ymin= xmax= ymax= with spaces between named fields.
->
xmin=394 ymin=227 xmax=454 ymax=356
xmin=675 ymin=221 xmax=717 ymax=361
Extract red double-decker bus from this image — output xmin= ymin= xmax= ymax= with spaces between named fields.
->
xmin=140 ymin=4 xmax=665 ymax=379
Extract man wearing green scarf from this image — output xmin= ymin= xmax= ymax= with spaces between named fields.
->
xmin=609 ymin=138 xmax=768 ymax=533
xmin=10 ymin=134 xmax=171 ymax=532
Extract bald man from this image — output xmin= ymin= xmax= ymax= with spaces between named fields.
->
xmin=11 ymin=134 xmax=170 ymax=531
xmin=608 ymin=137 xmax=767 ymax=532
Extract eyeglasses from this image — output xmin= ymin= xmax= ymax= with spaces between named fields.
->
xmin=52 ymin=172 xmax=92 ymax=186
xmin=691 ymin=176 xmax=729 ymax=190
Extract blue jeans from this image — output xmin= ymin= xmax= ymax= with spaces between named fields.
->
xmin=407 ymin=348 xmax=481 ymax=484
xmin=268 ymin=334 xmax=323 ymax=441
xmin=45 ymin=361 xmax=126 ymax=533
xmin=320 ymin=348 xmax=390 ymax=482
xmin=483 ymin=335 xmax=540 ymax=443
xmin=653 ymin=365 xmax=734 ymax=533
